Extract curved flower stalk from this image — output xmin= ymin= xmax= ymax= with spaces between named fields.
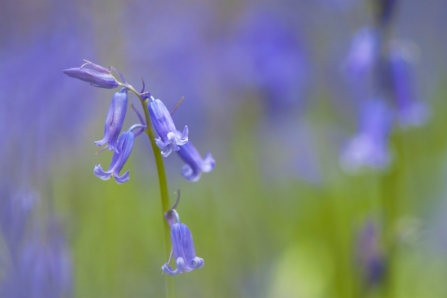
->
xmin=162 ymin=209 xmax=204 ymax=276
xmin=62 ymin=60 xmax=119 ymax=89
xmin=149 ymin=97 xmax=188 ymax=157
xmin=176 ymin=142 xmax=215 ymax=182
xmin=95 ymin=87 xmax=129 ymax=152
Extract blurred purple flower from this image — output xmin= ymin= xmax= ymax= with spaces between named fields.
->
xmin=217 ymin=8 xmax=308 ymax=110
xmin=0 ymin=188 xmax=36 ymax=258
xmin=63 ymin=60 xmax=119 ymax=89
xmin=94 ymin=87 xmax=129 ymax=152
xmin=387 ymin=48 xmax=430 ymax=127
xmin=340 ymin=99 xmax=393 ymax=172
xmin=342 ymin=27 xmax=380 ymax=77
xmin=162 ymin=210 xmax=204 ymax=276
xmin=149 ymin=97 xmax=188 ymax=157
xmin=0 ymin=188 xmax=72 ymax=298
xmin=374 ymin=0 xmax=397 ymax=25
xmin=356 ymin=220 xmax=385 ymax=287
xmin=176 ymin=141 xmax=215 ymax=182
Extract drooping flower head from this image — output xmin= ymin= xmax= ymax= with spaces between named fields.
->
xmin=149 ymin=97 xmax=188 ymax=157
xmin=374 ymin=0 xmax=397 ymax=26
xmin=162 ymin=209 xmax=204 ymax=276
xmin=356 ymin=220 xmax=386 ymax=287
xmin=176 ymin=141 xmax=215 ymax=182
xmin=94 ymin=87 xmax=129 ymax=152
xmin=340 ymin=99 xmax=393 ymax=172
xmin=63 ymin=60 xmax=119 ymax=89
xmin=94 ymin=131 xmax=135 ymax=184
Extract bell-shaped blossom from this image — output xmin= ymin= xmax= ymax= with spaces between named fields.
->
xmin=342 ymin=27 xmax=379 ymax=77
xmin=356 ymin=221 xmax=385 ymax=287
xmin=375 ymin=0 xmax=397 ymax=25
xmin=94 ymin=88 xmax=128 ymax=152
xmin=94 ymin=131 xmax=134 ymax=184
xmin=340 ymin=99 xmax=393 ymax=172
xmin=63 ymin=60 xmax=119 ymax=89
xmin=388 ymin=49 xmax=430 ymax=127
xmin=176 ymin=141 xmax=215 ymax=182
xmin=162 ymin=222 xmax=204 ymax=276
xmin=149 ymin=97 xmax=188 ymax=157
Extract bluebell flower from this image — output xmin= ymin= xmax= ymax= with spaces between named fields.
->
xmin=94 ymin=87 xmax=128 ymax=152
xmin=149 ymin=97 xmax=188 ymax=157
xmin=176 ymin=141 xmax=215 ymax=182
xmin=343 ymin=27 xmax=380 ymax=77
xmin=375 ymin=0 xmax=397 ymax=25
xmin=356 ymin=220 xmax=385 ymax=287
xmin=63 ymin=60 xmax=119 ymax=89
xmin=339 ymin=99 xmax=393 ymax=172
xmin=94 ymin=131 xmax=135 ymax=184
xmin=388 ymin=49 xmax=430 ymax=127
xmin=162 ymin=210 xmax=204 ymax=276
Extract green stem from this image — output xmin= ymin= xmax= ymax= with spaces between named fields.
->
xmin=381 ymin=132 xmax=404 ymax=298
xmin=125 ymin=85 xmax=175 ymax=298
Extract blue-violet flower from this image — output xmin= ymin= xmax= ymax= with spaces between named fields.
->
xmin=149 ymin=97 xmax=188 ymax=157
xmin=162 ymin=211 xmax=204 ymax=276
xmin=356 ymin=220 xmax=385 ymax=286
xmin=343 ymin=27 xmax=379 ymax=77
xmin=94 ymin=131 xmax=135 ymax=184
xmin=176 ymin=141 xmax=215 ymax=182
xmin=339 ymin=99 xmax=393 ymax=172
xmin=94 ymin=87 xmax=128 ymax=152
xmin=388 ymin=49 xmax=430 ymax=127
xmin=63 ymin=60 xmax=119 ymax=89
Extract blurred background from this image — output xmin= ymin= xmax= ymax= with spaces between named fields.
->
xmin=1 ymin=0 xmax=447 ymax=297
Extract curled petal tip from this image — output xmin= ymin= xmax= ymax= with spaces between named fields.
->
xmin=93 ymin=165 xmax=112 ymax=180
xmin=161 ymin=264 xmax=179 ymax=276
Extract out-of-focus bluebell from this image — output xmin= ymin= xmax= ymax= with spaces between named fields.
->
xmin=342 ymin=27 xmax=380 ymax=77
xmin=162 ymin=210 xmax=204 ymax=276
xmin=94 ymin=87 xmax=129 ymax=152
xmin=374 ymin=0 xmax=397 ymax=26
xmin=149 ymin=97 xmax=188 ymax=157
xmin=0 ymin=29 xmax=95 ymax=179
xmin=94 ymin=130 xmax=135 ymax=184
xmin=339 ymin=99 xmax=393 ymax=172
xmin=0 ymin=188 xmax=36 ymax=258
xmin=215 ymin=8 xmax=308 ymax=111
xmin=387 ymin=46 xmax=430 ymax=127
xmin=356 ymin=220 xmax=386 ymax=287
xmin=63 ymin=60 xmax=119 ymax=89
xmin=0 ymin=188 xmax=72 ymax=298
xmin=176 ymin=142 xmax=215 ymax=182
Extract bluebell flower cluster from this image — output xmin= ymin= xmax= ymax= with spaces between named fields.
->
xmin=63 ymin=60 xmax=215 ymax=184
xmin=64 ymin=60 xmax=213 ymax=276
xmin=341 ymin=0 xmax=429 ymax=171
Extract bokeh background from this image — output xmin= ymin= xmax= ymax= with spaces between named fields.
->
xmin=1 ymin=0 xmax=447 ymax=297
